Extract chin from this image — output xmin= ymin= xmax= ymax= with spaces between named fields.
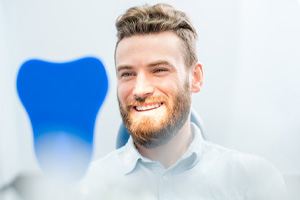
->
xmin=128 ymin=113 xmax=186 ymax=148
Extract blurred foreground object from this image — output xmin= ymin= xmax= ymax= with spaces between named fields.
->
xmin=16 ymin=57 xmax=108 ymax=180
xmin=0 ymin=172 xmax=81 ymax=200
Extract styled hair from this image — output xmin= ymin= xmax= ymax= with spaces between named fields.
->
xmin=115 ymin=3 xmax=198 ymax=67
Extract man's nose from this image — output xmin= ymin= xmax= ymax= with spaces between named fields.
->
xmin=132 ymin=73 xmax=154 ymax=100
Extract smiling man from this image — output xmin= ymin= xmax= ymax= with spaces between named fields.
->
xmin=80 ymin=3 xmax=287 ymax=200
xmin=116 ymin=30 xmax=200 ymax=166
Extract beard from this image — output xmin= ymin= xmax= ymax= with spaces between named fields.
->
xmin=118 ymin=81 xmax=191 ymax=148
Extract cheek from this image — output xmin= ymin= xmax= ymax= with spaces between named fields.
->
xmin=156 ymin=78 xmax=182 ymax=97
xmin=117 ymin=83 xmax=132 ymax=103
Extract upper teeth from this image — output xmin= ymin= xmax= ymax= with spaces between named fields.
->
xmin=135 ymin=103 xmax=161 ymax=111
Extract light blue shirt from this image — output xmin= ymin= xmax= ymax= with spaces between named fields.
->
xmin=80 ymin=123 xmax=287 ymax=200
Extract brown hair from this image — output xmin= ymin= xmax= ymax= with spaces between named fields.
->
xmin=115 ymin=3 xmax=198 ymax=67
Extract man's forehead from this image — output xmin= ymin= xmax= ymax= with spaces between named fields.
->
xmin=115 ymin=32 xmax=185 ymax=69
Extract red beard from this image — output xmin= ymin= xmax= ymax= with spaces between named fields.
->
xmin=118 ymin=82 xmax=191 ymax=148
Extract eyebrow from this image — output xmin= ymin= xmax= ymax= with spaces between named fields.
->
xmin=117 ymin=65 xmax=133 ymax=73
xmin=147 ymin=60 xmax=175 ymax=68
xmin=116 ymin=60 xmax=175 ymax=72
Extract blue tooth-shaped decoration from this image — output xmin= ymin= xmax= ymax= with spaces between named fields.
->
xmin=16 ymin=57 xmax=109 ymax=180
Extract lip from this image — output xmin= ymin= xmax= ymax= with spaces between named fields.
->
xmin=133 ymin=102 xmax=163 ymax=112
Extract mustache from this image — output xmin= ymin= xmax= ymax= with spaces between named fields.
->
xmin=126 ymin=96 xmax=167 ymax=107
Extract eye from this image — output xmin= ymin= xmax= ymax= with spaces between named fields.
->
xmin=120 ymin=71 xmax=135 ymax=79
xmin=153 ymin=68 xmax=169 ymax=73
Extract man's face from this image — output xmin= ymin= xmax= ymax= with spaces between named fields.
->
xmin=115 ymin=32 xmax=193 ymax=148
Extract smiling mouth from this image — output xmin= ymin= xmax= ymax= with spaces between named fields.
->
xmin=133 ymin=103 xmax=163 ymax=112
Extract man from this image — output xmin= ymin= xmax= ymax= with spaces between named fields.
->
xmin=80 ymin=3 xmax=287 ymax=200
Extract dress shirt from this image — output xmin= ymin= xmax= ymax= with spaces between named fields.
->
xmin=80 ymin=123 xmax=287 ymax=200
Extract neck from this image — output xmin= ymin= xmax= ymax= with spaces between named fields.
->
xmin=135 ymin=119 xmax=193 ymax=169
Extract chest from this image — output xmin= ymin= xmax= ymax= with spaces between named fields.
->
xmin=101 ymin=167 xmax=247 ymax=200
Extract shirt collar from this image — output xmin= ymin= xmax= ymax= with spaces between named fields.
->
xmin=118 ymin=122 xmax=204 ymax=175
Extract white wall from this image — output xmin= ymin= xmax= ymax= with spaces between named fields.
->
xmin=228 ymin=0 xmax=300 ymax=173
xmin=0 ymin=0 xmax=299 ymax=186
xmin=0 ymin=1 xmax=22 ymax=188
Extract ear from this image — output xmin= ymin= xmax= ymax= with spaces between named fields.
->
xmin=191 ymin=63 xmax=203 ymax=93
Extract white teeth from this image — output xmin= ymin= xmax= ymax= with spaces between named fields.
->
xmin=135 ymin=103 xmax=161 ymax=111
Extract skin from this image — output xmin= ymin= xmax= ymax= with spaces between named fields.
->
xmin=115 ymin=31 xmax=203 ymax=168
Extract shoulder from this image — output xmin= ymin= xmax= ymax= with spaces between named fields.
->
xmin=201 ymin=140 xmax=276 ymax=169
xmin=200 ymin=141 xmax=287 ymax=199
xmin=84 ymin=147 xmax=125 ymax=179
xmin=78 ymin=147 xmax=129 ymax=199
xmin=79 ymin=148 xmax=125 ymax=188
